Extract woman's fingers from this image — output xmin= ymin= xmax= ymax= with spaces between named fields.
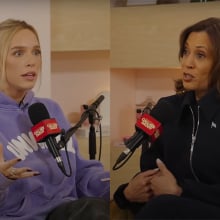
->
xmin=0 ymin=158 xmax=21 ymax=171
xmin=6 ymin=167 xmax=40 ymax=180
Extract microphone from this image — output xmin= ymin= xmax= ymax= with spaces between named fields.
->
xmin=84 ymin=95 xmax=105 ymax=112
xmin=59 ymin=95 xmax=105 ymax=148
xmin=28 ymin=102 xmax=65 ymax=172
xmin=114 ymin=100 xmax=174 ymax=167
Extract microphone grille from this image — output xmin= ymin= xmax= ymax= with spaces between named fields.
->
xmin=28 ymin=102 xmax=50 ymax=125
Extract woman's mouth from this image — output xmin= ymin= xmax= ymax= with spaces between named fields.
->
xmin=22 ymin=72 xmax=37 ymax=81
xmin=183 ymin=72 xmax=194 ymax=82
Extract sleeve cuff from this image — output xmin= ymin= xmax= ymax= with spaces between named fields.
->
xmin=113 ymin=183 xmax=131 ymax=209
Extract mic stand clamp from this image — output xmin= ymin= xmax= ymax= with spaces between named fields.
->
xmin=58 ymin=129 xmax=68 ymax=149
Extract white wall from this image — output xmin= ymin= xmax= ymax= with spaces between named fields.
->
xmin=0 ymin=0 xmax=51 ymax=98
xmin=51 ymin=51 xmax=110 ymax=125
xmin=111 ymin=2 xmax=220 ymax=68
xmin=135 ymin=68 xmax=181 ymax=105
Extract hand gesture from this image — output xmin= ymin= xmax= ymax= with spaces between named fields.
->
xmin=124 ymin=168 xmax=159 ymax=203
xmin=150 ymin=158 xmax=182 ymax=196
xmin=0 ymin=143 xmax=40 ymax=180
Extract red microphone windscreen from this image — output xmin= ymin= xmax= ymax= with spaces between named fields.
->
xmin=31 ymin=118 xmax=61 ymax=142
xmin=135 ymin=113 xmax=162 ymax=142
xmin=28 ymin=103 xmax=61 ymax=142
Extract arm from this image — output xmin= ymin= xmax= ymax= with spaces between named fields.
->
xmin=113 ymin=168 xmax=159 ymax=214
xmin=180 ymin=179 xmax=220 ymax=206
xmin=73 ymin=135 xmax=110 ymax=200
xmin=0 ymin=143 xmax=39 ymax=206
xmin=0 ymin=175 xmax=12 ymax=205
xmin=113 ymin=139 xmax=163 ymax=211
xmin=151 ymin=158 xmax=220 ymax=207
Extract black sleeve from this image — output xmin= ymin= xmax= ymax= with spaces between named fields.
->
xmin=113 ymin=137 xmax=164 ymax=211
xmin=113 ymin=183 xmax=130 ymax=209
xmin=113 ymin=183 xmax=144 ymax=213
xmin=179 ymin=179 xmax=220 ymax=207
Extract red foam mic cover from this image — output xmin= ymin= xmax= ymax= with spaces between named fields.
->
xmin=31 ymin=118 xmax=61 ymax=142
xmin=135 ymin=113 xmax=162 ymax=142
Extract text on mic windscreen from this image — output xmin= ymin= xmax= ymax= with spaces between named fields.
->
xmin=138 ymin=100 xmax=175 ymax=142
xmin=28 ymin=103 xmax=61 ymax=142
xmin=113 ymin=99 xmax=175 ymax=169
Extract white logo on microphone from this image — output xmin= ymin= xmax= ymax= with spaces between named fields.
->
xmin=211 ymin=121 xmax=216 ymax=128
xmin=141 ymin=118 xmax=155 ymax=130
xmin=34 ymin=126 xmax=45 ymax=137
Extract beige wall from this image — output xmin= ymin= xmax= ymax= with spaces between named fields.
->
xmin=51 ymin=0 xmax=110 ymax=51
xmin=111 ymin=1 xmax=220 ymax=68
xmin=51 ymin=51 xmax=110 ymax=117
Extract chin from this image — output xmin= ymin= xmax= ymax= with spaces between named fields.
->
xmin=183 ymin=82 xmax=195 ymax=91
xmin=22 ymin=86 xmax=34 ymax=92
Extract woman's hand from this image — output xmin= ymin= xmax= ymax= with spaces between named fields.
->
xmin=0 ymin=143 xmax=40 ymax=180
xmin=124 ymin=168 xmax=159 ymax=203
xmin=150 ymin=158 xmax=182 ymax=196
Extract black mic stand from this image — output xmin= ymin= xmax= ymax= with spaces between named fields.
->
xmin=88 ymin=110 xmax=96 ymax=160
xmin=55 ymin=95 xmax=104 ymax=176
xmin=58 ymin=107 xmax=101 ymax=157
xmin=83 ymin=104 xmax=99 ymax=160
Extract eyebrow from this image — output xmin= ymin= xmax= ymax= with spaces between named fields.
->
xmin=185 ymin=43 xmax=208 ymax=51
xmin=10 ymin=45 xmax=40 ymax=50
xmin=195 ymin=45 xmax=208 ymax=50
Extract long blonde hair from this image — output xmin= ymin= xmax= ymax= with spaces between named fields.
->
xmin=0 ymin=19 xmax=40 ymax=83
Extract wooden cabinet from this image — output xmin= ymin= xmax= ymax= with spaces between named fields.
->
xmin=51 ymin=0 xmax=110 ymax=51
xmin=111 ymin=2 xmax=220 ymax=68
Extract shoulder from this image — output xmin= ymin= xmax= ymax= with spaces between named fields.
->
xmin=158 ymin=93 xmax=186 ymax=106
xmin=155 ymin=93 xmax=189 ymax=119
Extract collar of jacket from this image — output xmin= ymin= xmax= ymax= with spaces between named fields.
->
xmin=179 ymin=88 xmax=220 ymax=122
xmin=0 ymin=90 xmax=34 ymax=110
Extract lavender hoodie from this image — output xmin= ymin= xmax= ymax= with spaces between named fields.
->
xmin=0 ymin=91 xmax=110 ymax=220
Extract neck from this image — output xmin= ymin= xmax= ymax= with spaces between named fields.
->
xmin=0 ymin=88 xmax=26 ymax=104
xmin=195 ymin=89 xmax=208 ymax=101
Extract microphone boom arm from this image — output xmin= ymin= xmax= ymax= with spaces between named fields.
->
xmin=58 ymin=110 xmax=91 ymax=149
xmin=58 ymin=95 xmax=105 ymax=149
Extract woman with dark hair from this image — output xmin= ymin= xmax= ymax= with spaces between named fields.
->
xmin=114 ymin=17 xmax=220 ymax=219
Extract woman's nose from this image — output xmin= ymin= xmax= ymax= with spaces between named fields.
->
xmin=26 ymin=56 xmax=36 ymax=67
xmin=183 ymin=54 xmax=194 ymax=69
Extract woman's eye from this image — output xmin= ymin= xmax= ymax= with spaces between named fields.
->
xmin=196 ymin=53 xmax=205 ymax=59
xmin=33 ymin=49 xmax=41 ymax=56
xmin=13 ymin=50 xmax=23 ymax=56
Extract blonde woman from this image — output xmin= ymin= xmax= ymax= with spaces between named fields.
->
xmin=0 ymin=19 xmax=109 ymax=220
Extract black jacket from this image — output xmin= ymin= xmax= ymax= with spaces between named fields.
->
xmin=114 ymin=88 xmax=220 ymax=212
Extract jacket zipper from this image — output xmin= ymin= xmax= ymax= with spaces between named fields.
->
xmin=189 ymin=105 xmax=200 ymax=182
